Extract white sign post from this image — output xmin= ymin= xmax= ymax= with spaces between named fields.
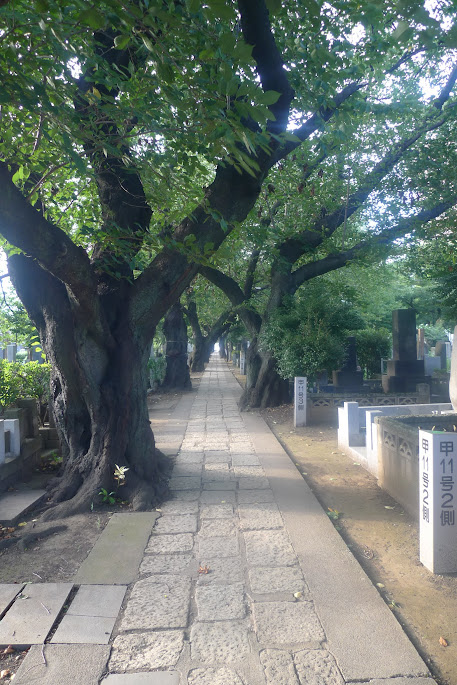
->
xmin=419 ymin=429 xmax=457 ymax=574
xmin=240 ymin=350 xmax=246 ymax=375
xmin=294 ymin=377 xmax=307 ymax=427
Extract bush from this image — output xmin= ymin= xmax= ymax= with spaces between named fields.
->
xmin=0 ymin=360 xmax=51 ymax=415
xmin=147 ymin=356 xmax=167 ymax=387
xmin=353 ymin=328 xmax=391 ymax=378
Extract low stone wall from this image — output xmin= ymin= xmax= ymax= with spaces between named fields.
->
xmin=0 ymin=399 xmax=42 ymax=493
xmin=376 ymin=415 xmax=457 ymax=518
xmin=309 ymin=387 xmax=430 ymax=424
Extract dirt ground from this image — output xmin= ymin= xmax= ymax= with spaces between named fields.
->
xmin=262 ymin=403 xmax=457 ymax=685
xmin=1 ymin=371 xmax=457 ymax=684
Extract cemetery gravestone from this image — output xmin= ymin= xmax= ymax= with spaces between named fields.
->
xmin=332 ymin=336 xmax=363 ymax=391
xmin=294 ymin=377 xmax=307 ymax=427
xmin=382 ymin=309 xmax=426 ymax=393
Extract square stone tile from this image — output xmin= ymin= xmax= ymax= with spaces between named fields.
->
xmin=253 ymin=602 xmax=325 ymax=645
xmin=231 ymin=454 xmax=260 ymax=466
xmin=204 ymin=451 xmax=231 ymax=464
xmin=110 ymin=632 xmax=184 ymax=671
xmin=154 ymin=514 xmax=198 ymax=534
xmin=119 ymin=576 xmax=191 ymax=630
xmin=200 ymin=491 xmax=236 ymax=504
xmin=196 ymin=583 xmax=246 ymax=620
xmin=233 ymin=466 xmax=265 ymax=478
xmin=172 ymin=463 xmax=202 ymax=478
xmin=238 ymin=503 xmax=283 ymax=530
xmin=249 ymin=566 xmax=307 ymax=595
xmin=168 ymin=476 xmax=201 ymax=491
xmin=244 ymin=530 xmax=297 ymax=567
xmin=203 ymin=464 xmax=231 ymax=481
xmin=67 ymin=585 xmax=126 ymax=618
xmin=146 ymin=533 xmax=193 ymax=554
xmin=176 ymin=452 xmax=204 ymax=464
xmin=237 ymin=490 xmax=275 ymax=504
xmin=140 ymin=554 xmax=193 ymax=576
xmin=187 ymin=667 xmax=245 ymax=685
xmin=238 ymin=476 xmax=270 ymax=490
xmin=199 ymin=535 xmax=239 ymax=558
xmin=196 ymin=557 xmax=244 ymax=585
xmin=203 ymin=481 xmax=237 ymax=491
xmin=190 ymin=621 xmax=251 ymax=663
xmin=157 ymin=500 xmax=199 ymax=515
xmin=260 ymin=649 xmax=299 ymax=685
xmin=199 ymin=519 xmax=237 ymax=537
xmin=293 ymin=649 xmax=345 ymax=684
xmin=200 ymin=504 xmax=234 ymax=519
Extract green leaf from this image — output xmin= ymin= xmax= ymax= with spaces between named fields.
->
xmin=114 ymin=34 xmax=131 ymax=50
xmin=265 ymin=0 xmax=281 ymax=15
xmin=36 ymin=0 xmax=49 ymax=11
xmin=78 ymin=8 xmax=106 ymax=30
xmin=258 ymin=90 xmax=281 ymax=106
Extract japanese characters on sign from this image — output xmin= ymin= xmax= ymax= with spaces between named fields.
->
xmin=294 ymin=377 xmax=307 ymax=428
xmin=419 ymin=430 xmax=457 ymax=574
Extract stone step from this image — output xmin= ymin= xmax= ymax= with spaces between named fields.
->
xmin=0 ymin=584 xmax=25 ymax=617
xmin=0 ymin=488 xmax=46 ymax=525
xmin=0 ymin=582 xmax=73 ymax=647
xmin=73 ymin=512 xmax=159 ymax=584
xmin=51 ymin=584 xmax=127 ymax=645
xmin=13 ymin=644 xmax=110 ymax=685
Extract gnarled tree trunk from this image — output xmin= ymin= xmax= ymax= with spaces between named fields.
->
xmin=162 ymin=304 xmax=191 ymax=390
xmin=239 ymin=337 xmax=290 ymax=410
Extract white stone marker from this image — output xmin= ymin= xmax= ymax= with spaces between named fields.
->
xmin=6 ymin=344 xmax=16 ymax=362
xmin=419 ymin=429 xmax=457 ymax=573
xmin=240 ymin=350 xmax=246 ymax=375
xmin=294 ymin=377 xmax=307 ymax=427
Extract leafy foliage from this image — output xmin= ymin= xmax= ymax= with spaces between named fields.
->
xmin=0 ymin=360 xmax=50 ymax=414
xmin=352 ymin=328 xmax=391 ymax=378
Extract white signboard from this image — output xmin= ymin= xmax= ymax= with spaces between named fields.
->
xmin=294 ymin=377 xmax=307 ymax=427
xmin=419 ymin=429 xmax=457 ymax=573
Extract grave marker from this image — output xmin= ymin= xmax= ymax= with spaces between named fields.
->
xmin=294 ymin=377 xmax=307 ymax=427
xmin=419 ymin=429 xmax=457 ymax=574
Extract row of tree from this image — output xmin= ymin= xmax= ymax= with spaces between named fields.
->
xmin=1 ymin=0 xmax=457 ymax=517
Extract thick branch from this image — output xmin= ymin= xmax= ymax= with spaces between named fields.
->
xmin=238 ymin=0 xmax=294 ymax=133
xmin=243 ymin=249 xmax=260 ymax=298
xmin=291 ymin=198 xmax=457 ymax=291
xmin=0 ymin=162 xmax=98 ymax=315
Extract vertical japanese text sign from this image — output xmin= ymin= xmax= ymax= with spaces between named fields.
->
xmin=294 ymin=377 xmax=307 ymax=428
xmin=419 ymin=430 xmax=457 ymax=573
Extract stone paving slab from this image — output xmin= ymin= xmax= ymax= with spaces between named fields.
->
xmin=110 ymin=631 xmax=185 ymax=671
xmin=196 ymin=582 xmax=246 ymax=620
xmin=103 ymin=673 xmax=180 ymax=685
xmin=237 ymin=489 xmax=275 ymax=504
xmin=253 ymin=601 xmax=325 ymax=646
xmin=0 ymin=582 xmax=73 ymax=646
xmin=146 ymin=533 xmax=194 ymax=554
xmin=154 ymin=514 xmax=198 ymax=534
xmin=0 ymin=583 xmax=24 ymax=616
xmin=74 ymin=513 xmax=158 ymax=584
xmin=119 ymin=576 xmax=191 ymax=630
xmin=0 ymin=489 xmax=46 ymax=525
xmin=248 ymin=566 xmax=307 ymax=595
xmin=198 ymin=534 xmax=239 ymax=558
xmin=68 ymin=584 xmax=127 ymax=617
xmin=187 ymin=667 xmax=246 ymax=685
xmin=190 ymin=620 xmax=252 ymax=663
xmin=140 ymin=553 xmax=193 ymax=575
xmin=200 ymin=503 xmax=234 ymax=518
xmin=13 ymin=644 xmax=110 ymax=685
xmin=51 ymin=614 xmax=116 ymax=644
xmin=238 ymin=503 xmax=283 ymax=530
xmin=157 ymin=500 xmax=199 ymax=515
xmin=199 ymin=518 xmax=237 ymax=537
xmin=351 ymin=680 xmax=437 ymax=685
xmin=243 ymin=530 xmax=297 ymax=567
xmin=196 ymin=557 xmax=244 ymax=585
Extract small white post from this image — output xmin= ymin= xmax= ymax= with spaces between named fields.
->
xmin=294 ymin=377 xmax=307 ymax=427
xmin=240 ymin=350 xmax=246 ymax=375
xmin=4 ymin=419 xmax=20 ymax=457
xmin=419 ymin=430 xmax=457 ymax=574
xmin=0 ymin=420 xmax=5 ymax=464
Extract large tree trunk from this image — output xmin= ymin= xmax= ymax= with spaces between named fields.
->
xmin=162 ymin=304 xmax=192 ymax=390
xmin=191 ymin=338 xmax=212 ymax=372
xmin=9 ymin=255 xmax=170 ymax=520
xmin=239 ymin=337 xmax=290 ymax=410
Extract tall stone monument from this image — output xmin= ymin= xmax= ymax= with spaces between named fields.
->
xmin=382 ymin=309 xmax=425 ymax=392
xmin=332 ymin=336 xmax=363 ymax=391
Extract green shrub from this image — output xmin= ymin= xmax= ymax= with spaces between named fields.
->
xmin=147 ymin=356 xmax=167 ymax=386
xmin=0 ymin=360 xmax=51 ymax=415
xmin=353 ymin=328 xmax=391 ymax=378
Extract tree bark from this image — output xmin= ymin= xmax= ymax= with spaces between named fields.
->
xmin=239 ymin=338 xmax=290 ymax=410
xmin=9 ymin=254 xmax=169 ymax=520
xmin=162 ymin=304 xmax=191 ymax=390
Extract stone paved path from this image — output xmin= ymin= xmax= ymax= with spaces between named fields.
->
xmin=105 ymin=357 xmax=436 ymax=685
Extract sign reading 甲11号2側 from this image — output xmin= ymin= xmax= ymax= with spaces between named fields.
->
xmin=419 ymin=430 xmax=457 ymax=574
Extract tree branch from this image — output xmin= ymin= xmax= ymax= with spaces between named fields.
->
xmin=243 ymin=249 xmax=260 ymax=298
xmin=291 ymin=198 xmax=457 ymax=291
xmin=238 ymin=0 xmax=294 ymax=134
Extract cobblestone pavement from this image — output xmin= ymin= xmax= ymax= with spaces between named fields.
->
xmin=107 ymin=357 xmax=435 ymax=685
